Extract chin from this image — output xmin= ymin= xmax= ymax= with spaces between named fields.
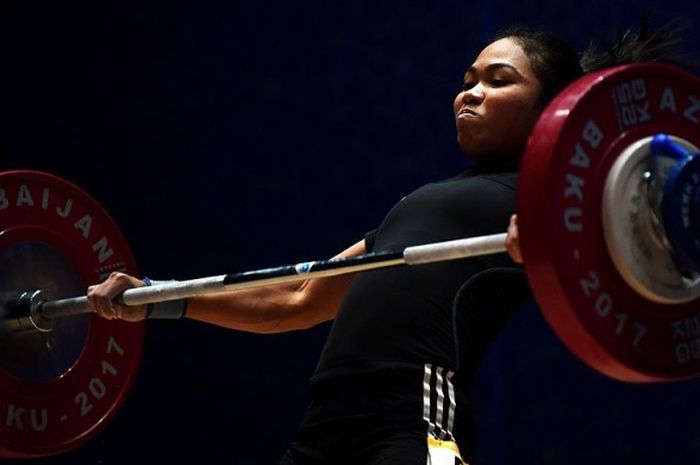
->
xmin=456 ymin=137 xmax=478 ymax=155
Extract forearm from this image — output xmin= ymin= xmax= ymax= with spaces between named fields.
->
xmin=185 ymin=283 xmax=300 ymax=334
xmin=185 ymin=281 xmax=309 ymax=333
xmin=185 ymin=273 xmax=355 ymax=333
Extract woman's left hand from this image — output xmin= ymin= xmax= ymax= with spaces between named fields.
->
xmin=505 ymin=214 xmax=523 ymax=263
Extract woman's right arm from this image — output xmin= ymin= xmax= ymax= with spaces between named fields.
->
xmin=87 ymin=239 xmax=367 ymax=334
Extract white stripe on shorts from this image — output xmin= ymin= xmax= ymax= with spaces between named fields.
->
xmin=422 ymin=363 xmax=456 ymax=441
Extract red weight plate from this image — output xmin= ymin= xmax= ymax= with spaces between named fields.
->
xmin=519 ymin=63 xmax=700 ymax=382
xmin=0 ymin=171 xmax=144 ymax=457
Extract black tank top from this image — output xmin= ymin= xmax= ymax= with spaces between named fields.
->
xmin=315 ymin=170 xmax=519 ymax=377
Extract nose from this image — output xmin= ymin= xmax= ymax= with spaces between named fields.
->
xmin=462 ymin=83 xmax=484 ymax=105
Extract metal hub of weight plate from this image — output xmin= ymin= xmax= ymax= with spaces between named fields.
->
xmin=601 ymin=134 xmax=700 ymax=304
xmin=519 ymin=63 xmax=700 ymax=382
xmin=0 ymin=171 xmax=144 ymax=458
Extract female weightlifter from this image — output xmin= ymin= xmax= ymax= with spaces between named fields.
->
xmin=87 ymin=23 xmax=688 ymax=465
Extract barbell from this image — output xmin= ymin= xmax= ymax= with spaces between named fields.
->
xmin=0 ymin=62 xmax=699 ymax=458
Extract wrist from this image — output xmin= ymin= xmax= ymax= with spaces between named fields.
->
xmin=142 ymin=277 xmax=188 ymax=319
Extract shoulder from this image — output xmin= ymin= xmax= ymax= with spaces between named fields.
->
xmin=371 ymin=170 xmax=519 ymax=248
xmin=475 ymin=171 xmax=519 ymax=189
xmin=409 ymin=170 xmax=519 ymax=228
xmin=426 ymin=170 xmax=519 ymax=196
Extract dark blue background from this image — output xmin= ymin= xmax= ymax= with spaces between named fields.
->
xmin=3 ymin=1 xmax=700 ymax=464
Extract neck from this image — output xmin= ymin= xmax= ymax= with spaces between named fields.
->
xmin=471 ymin=154 xmax=521 ymax=172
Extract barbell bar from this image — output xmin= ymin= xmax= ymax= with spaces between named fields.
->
xmin=33 ymin=233 xmax=508 ymax=321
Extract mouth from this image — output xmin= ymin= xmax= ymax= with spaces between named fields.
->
xmin=457 ymin=108 xmax=479 ymax=118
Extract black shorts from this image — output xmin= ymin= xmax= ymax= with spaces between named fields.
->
xmin=279 ymin=364 xmax=469 ymax=465
xmin=279 ymin=415 xmax=428 ymax=465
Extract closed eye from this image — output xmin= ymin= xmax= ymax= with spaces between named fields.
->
xmin=461 ymin=78 xmax=510 ymax=92
xmin=461 ymin=81 xmax=475 ymax=91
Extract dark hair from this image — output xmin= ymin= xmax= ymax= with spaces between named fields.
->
xmin=580 ymin=20 xmax=697 ymax=73
xmin=490 ymin=26 xmax=583 ymax=107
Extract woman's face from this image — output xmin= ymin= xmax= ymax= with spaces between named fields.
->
xmin=453 ymin=37 xmax=542 ymax=163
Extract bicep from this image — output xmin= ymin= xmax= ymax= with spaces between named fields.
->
xmin=292 ymin=239 xmax=367 ymax=326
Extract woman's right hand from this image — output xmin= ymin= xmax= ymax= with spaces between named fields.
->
xmin=87 ymin=272 xmax=148 ymax=322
